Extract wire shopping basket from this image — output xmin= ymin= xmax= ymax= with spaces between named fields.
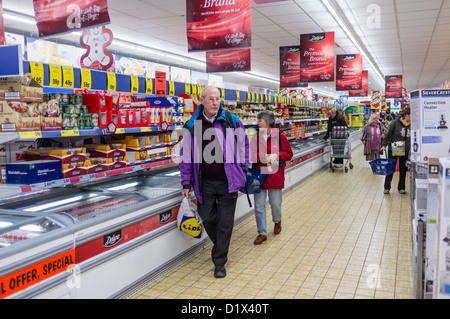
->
xmin=369 ymin=157 xmax=396 ymax=176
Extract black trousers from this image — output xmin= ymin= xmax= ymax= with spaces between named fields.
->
xmin=384 ymin=148 xmax=408 ymax=191
xmin=198 ymin=179 xmax=238 ymax=267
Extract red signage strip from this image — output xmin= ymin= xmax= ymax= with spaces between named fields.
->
xmin=186 ymin=0 xmax=252 ymax=52
xmin=0 ymin=250 xmax=75 ymax=299
xmin=33 ymin=0 xmax=111 ymax=38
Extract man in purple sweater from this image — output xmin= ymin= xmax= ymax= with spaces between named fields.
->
xmin=179 ymin=86 xmax=249 ymax=278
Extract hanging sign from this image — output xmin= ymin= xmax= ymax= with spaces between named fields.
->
xmin=206 ymin=48 xmax=251 ymax=72
xmin=371 ymin=91 xmax=382 ymax=109
xmin=80 ymin=26 xmax=113 ymax=71
xmin=279 ymin=46 xmax=307 ymax=88
xmin=186 ymin=0 xmax=251 ymax=52
xmin=300 ymin=32 xmax=335 ymax=82
xmin=349 ymin=70 xmax=368 ymax=97
xmin=385 ymin=75 xmax=403 ymax=99
xmin=0 ymin=0 xmax=5 ymax=45
xmin=335 ymin=54 xmax=363 ymax=91
xmin=33 ymin=0 xmax=111 ymax=38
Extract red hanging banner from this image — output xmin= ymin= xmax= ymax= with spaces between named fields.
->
xmin=279 ymin=46 xmax=307 ymax=88
xmin=300 ymin=32 xmax=335 ymax=82
xmin=186 ymin=0 xmax=252 ymax=52
xmin=385 ymin=75 xmax=403 ymax=98
xmin=206 ymin=48 xmax=251 ymax=72
xmin=349 ymin=70 xmax=368 ymax=97
xmin=33 ymin=0 xmax=111 ymax=38
xmin=335 ymin=54 xmax=363 ymax=91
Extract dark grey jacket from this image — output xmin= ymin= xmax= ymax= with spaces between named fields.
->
xmin=382 ymin=118 xmax=411 ymax=154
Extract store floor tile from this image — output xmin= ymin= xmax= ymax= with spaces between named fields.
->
xmin=129 ymin=144 xmax=413 ymax=299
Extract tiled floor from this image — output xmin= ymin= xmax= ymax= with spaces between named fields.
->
xmin=130 ymin=144 xmax=413 ymax=299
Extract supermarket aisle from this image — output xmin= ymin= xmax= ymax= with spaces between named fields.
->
xmin=130 ymin=144 xmax=413 ymax=299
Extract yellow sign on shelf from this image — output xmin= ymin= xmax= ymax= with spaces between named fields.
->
xmin=19 ymin=131 xmax=42 ymax=139
xmin=62 ymin=67 xmax=74 ymax=88
xmin=29 ymin=62 xmax=44 ymax=86
xmin=145 ymin=78 xmax=153 ymax=94
xmin=130 ymin=76 xmax=139 ymax=93
xmin=169 ymin=81 xmax=175 ymax=96
xmin=49 ymin=65 xmax=62 ymax=87
xmin=107 ymin=72 xmax=116 ymax=91
xmin=80 ymin=69 xmax=91 ymax=89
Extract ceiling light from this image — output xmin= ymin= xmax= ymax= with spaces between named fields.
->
xmin=3 ymin=13 xmax=36 ymax=25
xmin=111 ymin=40 xmax=135 ymax=50
xmin=165 ymin=54 xmax=189 ymax=62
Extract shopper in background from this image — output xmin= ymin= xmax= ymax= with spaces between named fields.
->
xmin=381 ymin=107 xmax=411 ymax=194
xmin=179 ymin=85 xmax=250 ymax=278
xmin=250 ymin=111 xmax=293 ymax=245
xmin=361 ymin=113 xmax=386 ymax=161
xmin=323 ymin=108 xmax=348 ymax=166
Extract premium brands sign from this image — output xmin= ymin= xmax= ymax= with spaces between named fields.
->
xmin=0 ymin=0 xmax=5 ymax=45
xmin=336 ymin=54 xmax=363 ymax=91
xmin=279 ymin=46 xmax=307 ymax=88
xmin=385 ymin=75 xmax=403 ymax=98
xmin=300 ymin=32 xmax=335 ymax=82
xmin=186 ymin=0 xmax=251 ymax=52
xmin=371 ymin=90 xmax=382 ymax=109
xmin=33 ymin=0 xmax=111 ymax=38
xmin=206 ymin=48 xmax=251 ymax=72
xmin=349 ymin=70 xmax=368 ymax=97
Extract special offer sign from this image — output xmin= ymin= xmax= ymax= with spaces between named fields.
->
xmin=336 ymin=54 xmax=363 ymax=91
xmin=33 ymin=0 xmax=111 ymax=38
xmin=385 ymin=75 xmax=403 ymax=99
xmin=279 ymin=46 xmax=307 ymax=88
xmin=300 ymin=32 xmax=335 ymax=82
xmin=186 ymin=0 xmax=252 ymax=52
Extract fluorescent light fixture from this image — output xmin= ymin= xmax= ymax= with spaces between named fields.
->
xmin=165 ymin=54 xmax=189 ymax=62
xmin=137 ymin=47 xmax=166 ymax=57
xmin=3 ymin=13 xmax=36 ymax=25
xmin=111 ymin=40 xmax=135 ymax=50
xmin=238 ymin=72 xmax=279 ymax=84
xmin=321 ymin=0 xmax=385 ymax=84
xmin=189 ymin=59 xmax=206 ymax=67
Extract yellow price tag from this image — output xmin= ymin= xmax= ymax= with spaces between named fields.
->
xmin=192 ymin=84 xmax=197 ymax=95
xmin=251 ymin=93 xmax=255 ymax=102
xmin=80 ymin=69 xmax=91 ymax=89
xmin=145 ymin=78 xmax=153 ymax=94
xmin=236 ymin=90 xmax=240 ymax=102
xmin=49 ymin=65 xmax=62 ymax=87
xmin=19 ymin=131 xmax=42 ymax=139
xmin=221 ymin=88 xmax=225 ymax=100
xmin=130 ymin=76 xmax=139 ymax=93
xmin=115 ymin=128 xmax=125 ymax=134
xmin=62 ymin=67 xmax=74 ymax=88
xmin=185 ymin=83 xmax=191 ymax=95
xmin=61 ymin=129 xmax=80 ymax=137
xmin=247 ymin=92 xmax=250 ymax=102
xmin=29 ymin=62 xmax=44 ymax=86
xmin=268 ymin=95 xmax=272 ymax=103
xmin=140 ymin=127 xmax=152 ymax=132
xmin=169 ymin=81 xmax=175 ymax=96
xmin=107 ymin=73 xmax=116 ymax=91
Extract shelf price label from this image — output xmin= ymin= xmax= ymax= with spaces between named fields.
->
xmin=145 ymin=78 xmax=153 ymax=94
xmin=49 ymin=65 xmax=62 ymax=87
xmin=185 ymin=83 xmax=191 ymax=95
xmin=221 ymin=88 xmax=225 ymax=100
xmin=236 ymin=90 xmax=240 ymax=102
xmin=29 ymin=62 xmax=44 ymax=86
xmin=130 ymin=76 xmax=139 ymax=93
xmin=247 ymin=92 xmax=250 ymax=102
xmin=80 ymin=69 xmax=91 ymax=89
xmin=191 ymin=84 xmax=197 ymax=95
xmin=169 ymin=81 xmax=175 ymax=96
xmin=62 ymin=67 xmax=74 ymax=88
xmin=19 ymin=131 xmax=42 ymax=139
xmin=107 ymin=72 xmax=116 ymax=91
xmin=61 ymin=129 xmax=79 ymax=137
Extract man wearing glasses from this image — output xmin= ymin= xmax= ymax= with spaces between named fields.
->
xmin=179 ymin=86 xmax=250 ymax=278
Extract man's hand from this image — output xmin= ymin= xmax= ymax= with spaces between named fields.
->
xmin=182 ymin=189 xmax=190 ymax=198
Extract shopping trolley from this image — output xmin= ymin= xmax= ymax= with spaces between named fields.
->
xmin=329 ymin=126 xmax=353 ymax=173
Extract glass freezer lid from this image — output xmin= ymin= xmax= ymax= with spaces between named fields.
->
xmin=0 ymin=213 xmax=62 ymax=248
xmin=15 ymin=191 xmax=147 ymax=224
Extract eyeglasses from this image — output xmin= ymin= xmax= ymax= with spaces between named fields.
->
xmin=206 ymin=97 xmax=220 ymax=103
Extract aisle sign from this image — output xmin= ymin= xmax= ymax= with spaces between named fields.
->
xmin=49 ymin=64 xmax=62 ymax=87
xmin=80 ymin=69 xmax=91 ymax=89
xmin=107 ymin=72 xmax=116 ymax=91
xmin=62 ymin=67 xmax=74 ymax=88
xmin=29 ymin=62 xmax=44 ymax=86
xmin=145 ymin=78 xmax=153 ymax=94
xmin=130 ymin=76 xmax=139 ymax=93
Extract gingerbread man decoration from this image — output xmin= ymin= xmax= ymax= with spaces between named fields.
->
xmin=80 ymin=26 xmax=114 ymax=71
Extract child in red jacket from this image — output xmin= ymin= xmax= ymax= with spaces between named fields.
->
xmin=250 ymin=111 xmax=293 ymax=245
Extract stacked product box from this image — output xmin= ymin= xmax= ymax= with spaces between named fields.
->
xmin=6 ymin=160 xmax=61 ymax=184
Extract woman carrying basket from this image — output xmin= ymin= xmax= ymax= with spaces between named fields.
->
xmin=361 ymin=113 xmax=386 ymax=161
xmin=381 ymin=107 xmax=411 ymax=195
xmin=250 ymin=111 xmax=293 ymax=245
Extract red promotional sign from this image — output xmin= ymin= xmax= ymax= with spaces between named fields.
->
xmin=155 ymin=71 xmax=167 ymax=97
xmin=279 ymin=46 xmax=307 ymax=88
xmin=80 ymin=26 xmax=113 ymax=71
xmin=385 ymin=75 xmax=403 ymax=98
xmin=349 ymin=70 xmax=368 ymax=97
xmin=254 ymin=0 xmax=288 ymax=3
xmin=33 ymin=0 xmax=111 ymax=38
xmin=300 ymin=32 xmax=335 ymax=82
xmin=186 ymin=0 xmax=251 ymax=52
xmin=336 ymin=54 xmax=363 ymax=91
xmin=371 ymin=91 xmax=382 ymax=109
xmin=0 ymin=0 xmax=5 ymax=45
xmin=206 ymin=48 xmax=251 ymax=72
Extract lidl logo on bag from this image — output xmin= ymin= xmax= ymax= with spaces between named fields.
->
xmin=180 ymin=216 xmax=202 ymax=238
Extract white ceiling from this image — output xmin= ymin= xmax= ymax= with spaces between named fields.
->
xmin=3 ymin=0 xmax=450 ymax=98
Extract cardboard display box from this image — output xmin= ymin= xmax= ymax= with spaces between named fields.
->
xmin=0 ymin=100 xmax=42 ymax=132
xmin=6 ymin=160 xmax=61 ymax=184
xmin=0 ymin=76 xmax=43 ymax=102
